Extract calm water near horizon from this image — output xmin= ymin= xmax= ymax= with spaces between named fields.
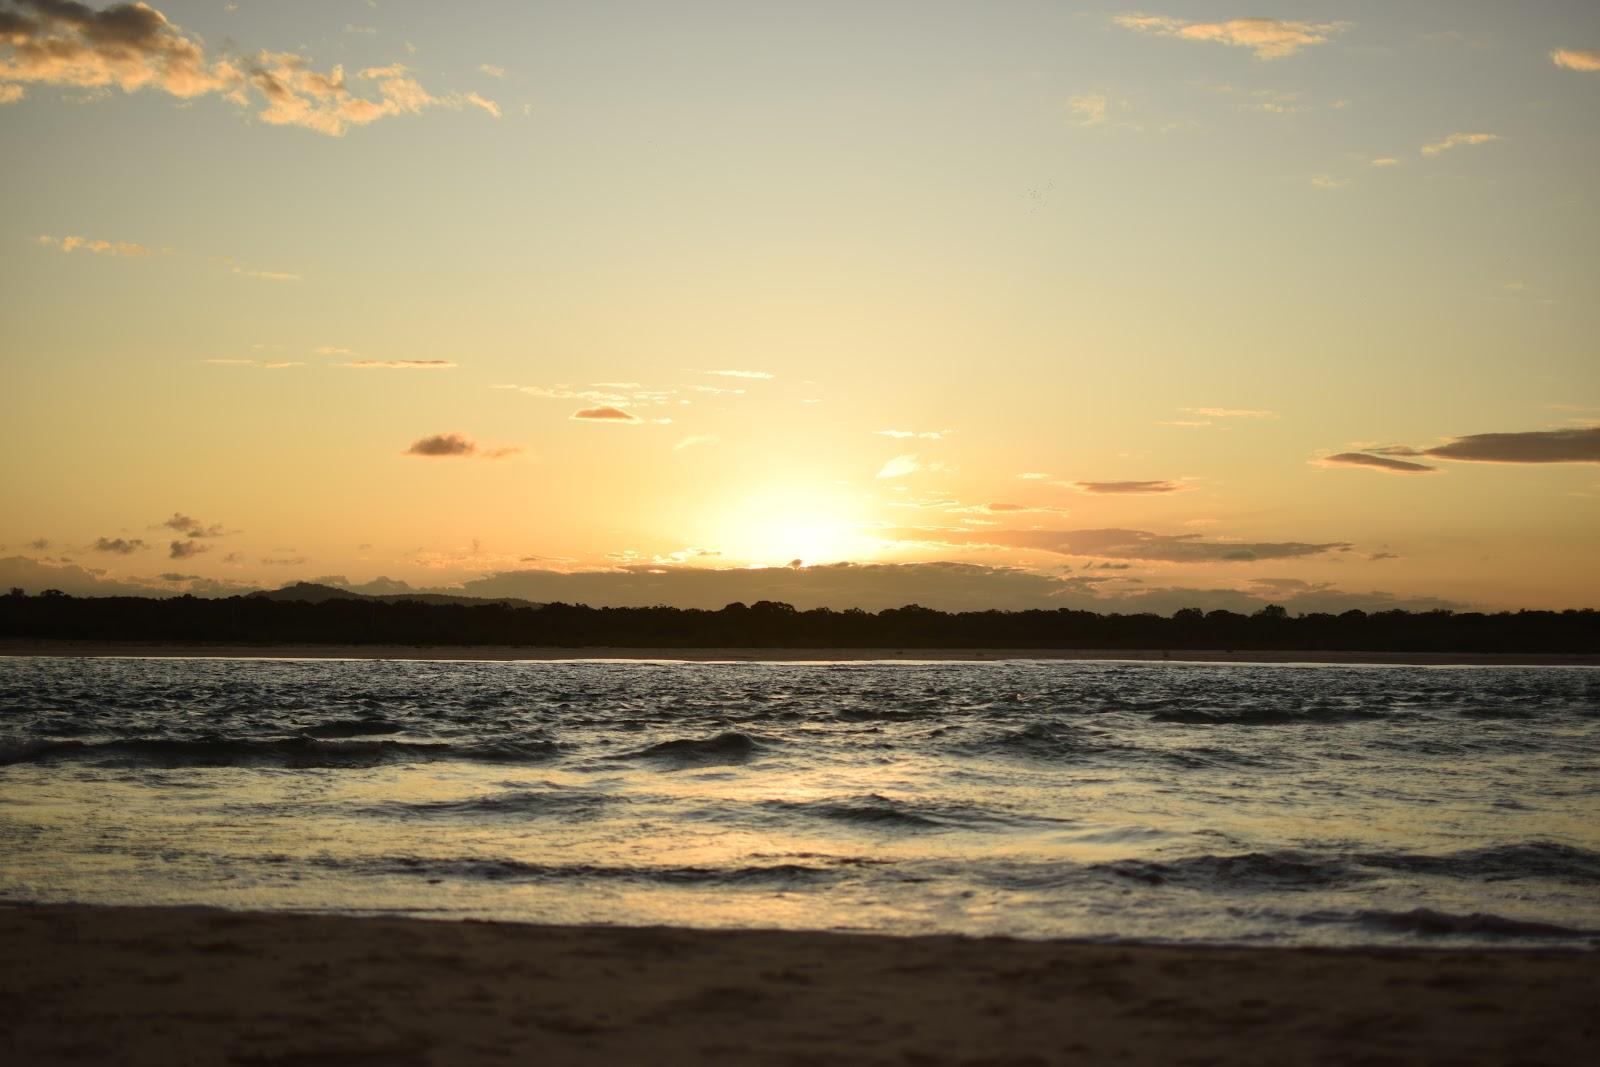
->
xmin=1 ymin=656 xmax=1596 ymax=949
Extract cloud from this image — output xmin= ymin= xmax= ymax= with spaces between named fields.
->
xmin=202 ymin=357 xmax=301 ymax=369
xmin=0 ymin=1 xmax=495 ymax=137
xmin=461 ymin=91 xmax=499 ymax=118
xmin=313 ymin=346 xmax=354 ymax=356
xmin=1310 ymin=175 xmax=1348 ymax=190
xmin=0 ymin=81 xmax=20 ymax=103
xmin=26 ymin=538 xmax=49 ymax=550
xmin=1551 ymin=48 xmax=1600 ymax=72
xmin=571 ymin=406 xmax=638 ymax=423
xmin=338 ymin=359 xmax=457 ymax=369
xmin=1421 ymin=132 xmax=1499 ymax=157
xmin=1318 ymin=452 xmax=1438 ymax=474
xmin=479 ymin=63 xmax=505 ymax=78
xmin=169 ymin=539 xmax=209 ymax=560
xmin=38 ymin=233 xmax=153 ymax=256
xmin=1370 ymin=157 xmax=1399 ymax=167
xmin=1065 ymin=92 xmax=1107 ymax=126
xmin=162 ymin=513 xmax=226 ymax=538
xmin=1073 ymin=480 xmax=1188 ymax=494
xmin=874 ymin=429 xmax=951 ymax=440
xmin=888 ymin=526 xmax=1351 ymax=563
xmin=1418 ymin=426 xmax=1600 ymax=464
xmin=225 ymin=259 xmax=300 ymax=281
xmin=1017 ymin=472 xmax=1051 ymax=480
xmin=674 ymin=434 xmax=718 ymax=451
xmin=0 ymin=0 xmax=245 ymax=101
xmin=92 ymin=537 xmax=147 ymax=554
xmin=701 ymin=369 xmax=773 ymax=380
xmin=405 ymin=432 xmax=475 ymax=457
xmin=1183 ymin=407 xmax=1276 ymax=419
xmin=876 ymin=454 xmax=922 ymax=479
xmin=261 ymin=556 xmax=307 ymax=566
xmin=1112 ymin=14 xmax=1347 ymax=60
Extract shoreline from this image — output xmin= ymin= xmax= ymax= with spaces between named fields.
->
xmin=1 ymin=640 xmax=1595 ymax=666
xmin=2 ymin=904 xmax=1594 ymax=1065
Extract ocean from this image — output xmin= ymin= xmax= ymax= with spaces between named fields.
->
xmin=1 ymin=656 xmax=1596 ymax=948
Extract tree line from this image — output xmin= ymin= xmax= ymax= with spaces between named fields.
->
xmin=2 ymin=590 xmax=1596 ymax=652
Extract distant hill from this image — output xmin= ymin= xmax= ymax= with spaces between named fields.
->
xmin=249 ymin=582 xmax=540 ymax=609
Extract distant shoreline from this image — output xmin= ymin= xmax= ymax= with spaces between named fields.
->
xmin=2 ymin=904 xmax=1595 ymax=1066
xmin=1 ymin=640 xmax=1595 ymax=666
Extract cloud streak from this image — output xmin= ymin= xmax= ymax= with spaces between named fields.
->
xmin=1318 ymin=452 xmax=1437 ymax=474
xmin=1551 ymin=48 xmax=1600 ymax=72
xmin=339 ymin=360 xmax=457 ymax=369
xmin=1421 ymin=132 xmax=1499 ymax=157
xmin=38 ymin=234 xmax=151 ymax=256
xmin=1113 ymin=14 xmax=1347 ymax=59
xmin=890 ymin=526 xmax=1350 ymax=563
xmin=1323 ymin=427 xmax=1599 ymax=471
xmin=1074 ymin=480 xmax=1188 ymax=494
xmin=571 ymin=406 xmax=638 ymax=423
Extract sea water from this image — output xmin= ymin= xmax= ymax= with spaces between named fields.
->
xmin=1 ymin=656 xmax=1595 ymax=947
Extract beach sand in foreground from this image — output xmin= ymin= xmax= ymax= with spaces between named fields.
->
xmin=2 ymin=641 xmax=1595 ymax=666
xmin=1 ymin=906 xmax=1593 ymax=1065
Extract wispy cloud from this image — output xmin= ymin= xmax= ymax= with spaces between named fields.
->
xmin=1073 ymin=480 xmax=1189 ymax=494
xmin=674 ymin=434 xmax=718 ymax=451
xmin=876 ymin=454 xmax=923 ymax=479
xmin=1310 ymin=175 xmax=1348 ymax=190
xmin=1183 ymin=407 xmax=1276 ymax=419
xmin=1551 ymin=48 xmax=1600 ymax=72
xmin=874 ymin=429 xmax=951 ymax=440
xmin=889 ymin=525 xmax=1351 ymax=563
xmin=701 ymin=369 xmax=774 ymax=380
xmin=1065 ymin=92 xmax=1107 ymax=126
xmin=1421 ymin=132 xmax=1499 ymax=157
xmin=338 ymin=359 xmax=457 ymax=369
xmin=478 ymin=64 xmax=506 ymax=78
xmin=224 ymin=258 xmax=300 ymax=282
xmin=1317 ymin=452 xmax=1438 ymax=474
xmin=202 ymin=358 xmax=302 ymax=369
xmin=37 ymin=234 xmax=152 ymax=256
xmin=1113 ymin=14 xmax=1348 ymax=60
xmin=1370 ymin=157 xmax=1400 ymax=167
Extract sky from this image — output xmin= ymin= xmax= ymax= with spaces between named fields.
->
xmin=1 ymin=1 xmax=1597 ymax=614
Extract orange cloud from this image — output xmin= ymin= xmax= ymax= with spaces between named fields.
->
xmin=1074 ymin=480 xmax=1188 ymax=494
xmin=39 ymin=234 xmax=151 ymax=256
xmin=339 ymin=360 xmax=457 ymax=369
xmin=1421 ymin=132 xmax=1499 ymax=157
xmin=571 ymin=406 xmax=638 ymax=423
xmin=1551 ymin=48 xmax=1600 ymax=72
xmin=0 ymin=2 xmax=498 ymax=137
xmin=1113 ymin=14 xmax=1347 ymax=59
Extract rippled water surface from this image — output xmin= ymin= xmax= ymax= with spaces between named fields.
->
xmin=1 ymin=656 xmax=1596 ymax=947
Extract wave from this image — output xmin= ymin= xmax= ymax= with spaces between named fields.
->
xmin=346 ymin=855 xmax=842 ymax=886
xmin=1299 ymin=907 xmax=1595 ymax=940
xmin=0 ymin=735 xmax=560 ymax=769
xmin=375 ymin=789 xmax=616 ymax=819
xmin=961 ymin=722 xmax=1101 ymax=760
xmin=300 ymin=719 xmax=403 ymax=738
xmin=1095 ymin=851 xmax=1366 ymax=890
xmin=1150 ymin=707 xmax=1389 ymax=725
xmin=614 ymin=731 xmax=768 ymax=766
xmin=1358 ymin=842 xmax=1600 ymax=884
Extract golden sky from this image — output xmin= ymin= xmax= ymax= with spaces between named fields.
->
xmin=2 ymin=1 xmax=1597 ymax=612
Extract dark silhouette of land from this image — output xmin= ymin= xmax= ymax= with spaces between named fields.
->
xmin=2 ymin=586 xmax=1595 ymax=655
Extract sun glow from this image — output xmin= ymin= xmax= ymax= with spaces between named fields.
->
xmin=714 ymin=486 xmax=879 ymax=567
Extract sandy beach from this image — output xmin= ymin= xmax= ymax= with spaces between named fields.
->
xmin=0 ymin=905 xmax=1593 ymax=1065
xmin=2 ymin=640 xmax=1595 ymax=666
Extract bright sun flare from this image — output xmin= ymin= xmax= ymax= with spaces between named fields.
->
xmin=715 ymin=487 xmax=879 ymax=567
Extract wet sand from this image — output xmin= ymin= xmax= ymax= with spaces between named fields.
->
xmin=0 ymin=905 xmax=1593 ymax=1066
xmin=3 ymin=640 xmax=1595 ymax=666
